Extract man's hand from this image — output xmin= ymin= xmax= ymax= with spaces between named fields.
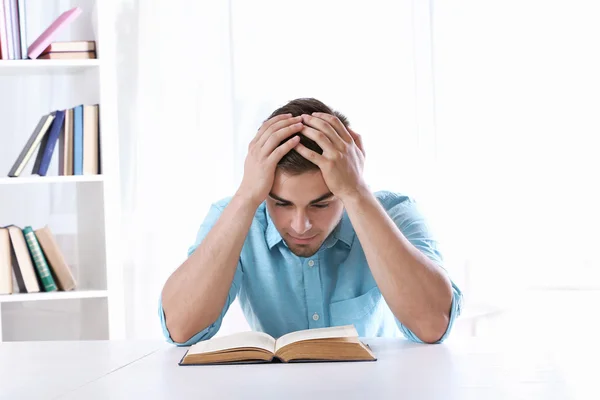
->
xmin=237 ymin=114 xmax=303 ymax=206
xmin=295 ymin=112 xmax=367 ymax=201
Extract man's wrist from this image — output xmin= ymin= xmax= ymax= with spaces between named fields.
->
xmin=232 ymin=189 xmax=263 ymax=210
xmin=338 ymin=182 xmax=371 ymax=205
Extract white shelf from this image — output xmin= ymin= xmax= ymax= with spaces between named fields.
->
xmin=0 ymin=175 xmax=104 ymax=185
xmin=0 ymin=60 xmax=100 ymax=75
xmin=0 ymin=290 xmax=108 ymax=303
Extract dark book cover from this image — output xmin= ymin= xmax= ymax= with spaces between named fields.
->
xmin=33 ymin=110 xmax=66 ymax=176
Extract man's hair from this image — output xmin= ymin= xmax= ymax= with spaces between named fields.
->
xmin=266 ymin=98 xmax=350 ymax=175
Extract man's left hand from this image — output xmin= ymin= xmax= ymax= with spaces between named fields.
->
xmin=295 ymin=113 xmax=367 ymax=201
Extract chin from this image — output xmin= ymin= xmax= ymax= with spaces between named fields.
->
xmin=285 ymin=242 xmax=322 ymax=258
xmin=290 ymin=248 xmax=319 ymax=257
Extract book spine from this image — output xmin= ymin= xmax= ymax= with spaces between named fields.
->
xmin=0 ymin=228 xmax=13 ymax=294
xmin=4 ymin=0 xmax=14 ymax=59
xmin=37 ymin=110 xmax=66 ymax=176
xmin=73 ymin=105 xmax=84 ymax=175
xmin=17 ymin=0 xmax=26 ymax=59
xmin=35 ymin=226 xmax=76 ymax=291
xmin=22 ymin=226 xmax=57 ymax=292
xmin=10 ymin=0 xmax=21 ymax=59
xmin=8 ymin=114 xmax=55 ymax=177
xmin=83 ymin=105 xmax=99 ymax=175
xmin=9 ymin=238 xmax=27 ymax=292
xmin=0 ymin=1 xmax=9 ymax=59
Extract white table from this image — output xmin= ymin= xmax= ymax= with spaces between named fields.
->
xmin=1 ymin=337 xmax=597 ymax=400
xmin=0 ymin=340 xmax=165 ymax=400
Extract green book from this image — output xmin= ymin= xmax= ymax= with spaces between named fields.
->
xmin=22 ymin=226 xmax=58 ymax=292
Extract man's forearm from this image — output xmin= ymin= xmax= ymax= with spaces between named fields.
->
xmin=161 ymin=193 xmax=258 ymax=343
xmin=342 ymin=187 xmax=453 ymax=343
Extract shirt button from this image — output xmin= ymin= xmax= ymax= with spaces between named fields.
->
xmin=308 ymin=260 xmax=315 ymax=267
xmin=312 ymin=313 xmax=320 ymax=321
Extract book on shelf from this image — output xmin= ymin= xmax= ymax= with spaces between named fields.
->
xmin=7 ymin=104 xmax=100 ymax=178
xmin=34 ymin=226 xmax=76 ymax=291
xmin=42 ymin=40 xmax=96 ymax=54
xmin=22 ymin=226 xmax=57 ymax=292
xmin=59 ymin=108 xmax=74 ymax=176
xmin=27 ymin=7 xmax=82 ymax=59
xmin=39 ymin=50 xmax=96 ymax=60
xmin=7 ymin=114 xmax=55 ymax=177
xmin=179 ymin=325 xmax=377 ymax=366
xmin=0 ymin=224 xmax=76 ymax=295
xmin=0 ymin=228 xmax=11 ymax=294
xmin=31 ymin=110 xmax=65 ymax=176
xmin=0 ymin=0 xmax=27 ymax=60
xmin=6 ymin=225 xmax=40 ymax=293
xmin=1 ymin=4 xmax=90 ymax=61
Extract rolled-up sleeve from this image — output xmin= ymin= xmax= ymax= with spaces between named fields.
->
xmin=158 ymin=199 xmax=244 ymax=346
xmin=384 ymin=194 xmax=463 ymax=343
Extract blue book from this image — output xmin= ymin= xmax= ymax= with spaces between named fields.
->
xmin=73 ymin=105 xmax=84 ymax=175
xmin=33 ymin=110 xmax=65 ymax=176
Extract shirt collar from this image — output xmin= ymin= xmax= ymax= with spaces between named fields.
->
xmin=265 ymin=207 xmax=355 ymax=250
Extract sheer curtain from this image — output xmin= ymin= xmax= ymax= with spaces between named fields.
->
xmin=115 ymin=0 xmax=454 ymax=339
xmin=115 ymin=0 xmax=236 ymax=338
xmin=432 ymin=0 xmax=600 ymax=337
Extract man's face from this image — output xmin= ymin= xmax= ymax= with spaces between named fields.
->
xmin=266 ymin=169 xmax=344 ymax=257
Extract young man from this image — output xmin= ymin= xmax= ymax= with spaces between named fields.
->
xmin=160 ymin=98 xmax=462 ymax=345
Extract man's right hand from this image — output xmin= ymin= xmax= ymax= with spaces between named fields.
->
xmin=236 ymin=113 xmax=303 ymax=206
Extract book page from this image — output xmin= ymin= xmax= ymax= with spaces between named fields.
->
xmin=275 ymin=325 xmax=358 ymax=353
xmin=188 ymin=331 xmax=276 ymax=355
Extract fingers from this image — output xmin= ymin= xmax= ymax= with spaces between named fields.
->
xmin=251 ymin=114 xmax=294 ymax=147
xmin=347 ymin=126 xmax=365 ymax=157
xmin=261 ymin=121 xmax=305 ymax=156
xmin=267 ymin=136 xmax=301 ymax=164
xmin=256 ymin=115 xmax=303 ymax=149
xmin=301 ymin=114 xmax=347 ymax=149
xmin=298 ymin=125 xmax=336 ymax=153
xmin=293 ymin=142 xmax=325 ymax=166
xmin=311 ymin=112 xmax=354 ymax=143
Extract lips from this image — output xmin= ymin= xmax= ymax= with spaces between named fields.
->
xmin=288 ymin=234 xmax=317 ymax=244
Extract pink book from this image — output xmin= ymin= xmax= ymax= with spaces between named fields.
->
xmin=27 ymin=6 xmax=82 ymax=59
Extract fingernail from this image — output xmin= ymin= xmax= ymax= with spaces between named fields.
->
xmin=312 ymin=112 xmax=319 ymax=115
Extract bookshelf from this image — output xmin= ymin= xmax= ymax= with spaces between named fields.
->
xmin=0 ymin=59 xmax=100 ymax=74
xmin=0 ymin=1 xmax=124 ymax=342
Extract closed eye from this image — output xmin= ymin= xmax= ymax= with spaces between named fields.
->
xmin=275 ymin=202 xmax=291 ymax=207
xmin=312 ymin=204 xmax=329 ymax=209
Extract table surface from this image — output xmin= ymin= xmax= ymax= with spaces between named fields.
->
xmin=1 ymin=336 xmax=597 ymax=400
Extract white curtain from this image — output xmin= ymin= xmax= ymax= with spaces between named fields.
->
xmin=115 ymin=0 xmax=444 ymax=339
xmin=115 ymin=0 xmax=237 ymax=338
xmin=116 ymin=0 xmax=600 ymax=339
xmin=432 ymin=0 xmax=600 ymax=340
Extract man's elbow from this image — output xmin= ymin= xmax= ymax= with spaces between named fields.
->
xmin=163 ymin=305 xmax=219 ymax=344
xmin=414 ymin=313 xmax=450 ymax=344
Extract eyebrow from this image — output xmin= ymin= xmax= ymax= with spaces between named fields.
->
xmin=269 ymin=192 xmax=334 ymax=205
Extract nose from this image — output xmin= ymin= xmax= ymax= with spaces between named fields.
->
xmin=290 ymin=210 xmax=312 ymax=236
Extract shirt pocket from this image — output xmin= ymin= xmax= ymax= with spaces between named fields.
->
xmin=329 ymin=286 xmax=383 ymax=336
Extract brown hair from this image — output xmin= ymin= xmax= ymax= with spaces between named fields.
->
xmin=266 ymin=98 xmax=350 ymax=175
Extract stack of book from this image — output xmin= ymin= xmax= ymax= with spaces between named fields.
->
xmin=39 ymin=40 xmax=96 ymax=60
xmin=1 ymin=5 xmax=87 ymax=60
xmin=7 ymin=104 xmax=101 ymax=177
xmin=0 ymin=225 xmax=76 ymax=295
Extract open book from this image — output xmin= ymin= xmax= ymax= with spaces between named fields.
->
xmin=179 ymin=325 xmax=376 ymax=365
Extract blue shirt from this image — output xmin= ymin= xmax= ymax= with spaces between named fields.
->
xmin=159 ymin=191 xmax=462 ymax=346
